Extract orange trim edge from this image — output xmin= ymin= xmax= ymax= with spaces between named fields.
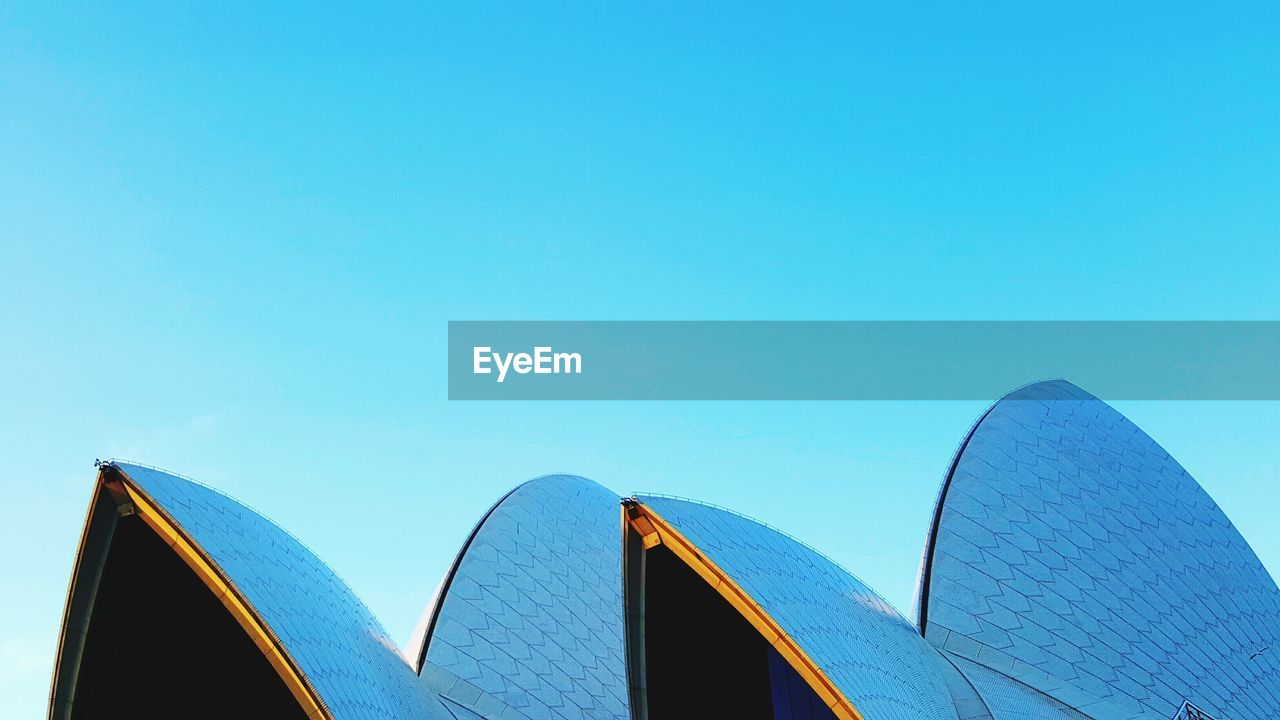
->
xmin=630 ymin=503 xmax=863 ymax=720
xmin=118 ymin=478 xmax=329 ymax=720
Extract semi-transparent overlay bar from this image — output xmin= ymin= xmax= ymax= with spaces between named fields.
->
xmin=448 ymin=321 xmax=1280 ymax=400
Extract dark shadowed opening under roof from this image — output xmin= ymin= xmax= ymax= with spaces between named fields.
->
xmin=67 ymin=514 xmax=307 ymax=720
xmin=640 ymin=543 xmax=837 ymax=720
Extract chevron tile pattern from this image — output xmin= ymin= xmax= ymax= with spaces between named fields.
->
xmin=638 ymin=494 xmax=965 ymax=720
xmin=921 ymin=380 xmax=1280 ymax=720
xmin=422 ymin=475 xmax=629 ymax=720
xmin=118 ymin=462 xmax=449 ymax=720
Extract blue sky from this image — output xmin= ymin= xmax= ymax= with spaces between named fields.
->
xmin=2 ymin=3 xmax=1279 ymax=716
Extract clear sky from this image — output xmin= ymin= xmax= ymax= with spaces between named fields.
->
xmin=3 ymin=4 xmax=1279 ymax=717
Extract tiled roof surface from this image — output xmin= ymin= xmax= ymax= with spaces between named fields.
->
xmin=421 ymin=475 xmax=630 ymax=720
xmin=95 ymin=378 xmax=1279 ymax=720
xmin=921 ymin=380 xmax=1280 ymax=720
xmin=116 ymin=462 xmax=449 ymax=720
xmin=947 ymin=653 xmax=1088 ymax=720
xmin=638 ymin=494 xmax=962 ymax=720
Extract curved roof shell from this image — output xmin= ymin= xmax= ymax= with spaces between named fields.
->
xmin=417 ymin=474 xmax=630 ymax=720
xmin=948 ymin=654 xmax=1088 ymax=720
xmin=919 ymin=380 xmax=1280 ymax=719
xmin=636 ymin=494 xmax=965 ymax=720
xmin=113 ymin=462 xmax=448 ymax=720
xmin=49 ymin=378 xmax=1280 ymax=720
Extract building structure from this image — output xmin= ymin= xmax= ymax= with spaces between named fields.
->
xmin=49 ymin=381 xmax=1280 ymax=720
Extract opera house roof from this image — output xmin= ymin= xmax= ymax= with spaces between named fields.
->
xmin=49 ymin=380 xmax=1279 ymax=720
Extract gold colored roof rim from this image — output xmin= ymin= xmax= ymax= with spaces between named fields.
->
xmin=628 ymin=500 xmax=864 ymax=720
xmin=61 ymin=465 xmax=331 ymax=720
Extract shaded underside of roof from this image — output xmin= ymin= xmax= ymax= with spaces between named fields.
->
xmin=54 ymin=376 xmax=1280 ymax=720
xmin=637 ymin=493 xmax=965 ymax=720
xmin=114 ymin=462 xmax=450 ymax=720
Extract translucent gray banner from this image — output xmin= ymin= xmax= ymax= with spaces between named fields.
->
xmin=448 ymin=321 xmax=1280 ymax=400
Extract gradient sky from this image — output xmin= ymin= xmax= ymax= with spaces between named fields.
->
xmin=3 ymin=4 xmax=1279 ymax=717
